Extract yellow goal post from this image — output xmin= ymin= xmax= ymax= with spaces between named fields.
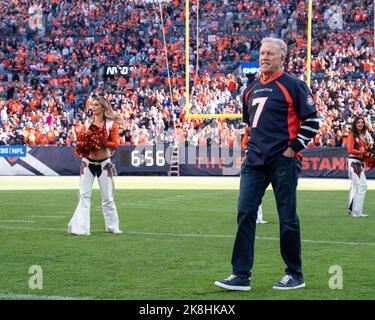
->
xmin=184 ymin=0 xmax=313 ymax=119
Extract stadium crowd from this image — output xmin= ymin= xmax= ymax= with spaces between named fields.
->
xmin=0 ymin=0 xmax=374 ymax=148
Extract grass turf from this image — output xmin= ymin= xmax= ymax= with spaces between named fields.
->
xmin=0 ymin=188 xmax=374 ymax=300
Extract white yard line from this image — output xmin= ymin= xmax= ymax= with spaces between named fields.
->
xmin=0 ymin=293 xmax=93 ymax=300
xmin=0 ymin=226 xmax=65 ymax=231
xmin=29 ymin=216 xmax=66 ymax=219
xmin=1 ymin=225 xmax=374 ymax=246
xmin=0 ymin=220 xmax=35 ymax=223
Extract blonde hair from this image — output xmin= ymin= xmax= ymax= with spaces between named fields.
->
xmin=261 ymin=37 xmax=288 ymax=62
xmin=92 ymin=96 xmax=124 ymax=125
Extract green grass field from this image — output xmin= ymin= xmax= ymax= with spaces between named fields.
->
xmin=0 ymin=177 xmax=375 ymax=300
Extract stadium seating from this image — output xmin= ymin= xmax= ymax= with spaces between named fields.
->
xmin=0 ymin=0 xmax=373 ymax=147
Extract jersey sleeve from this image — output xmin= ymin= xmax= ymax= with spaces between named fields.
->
xmin=294 ymin=80 xmax=317 ymax=119
xmin=290 ymin=112 xmax=320 ymax=153
xmin=289 ymin=80 xmax=320 ymax=153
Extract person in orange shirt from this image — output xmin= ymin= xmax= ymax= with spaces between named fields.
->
xmin=47 ymin=127 xmax=56 ymax=145
xmin=341 ymin=127 xmax=349 ymax=147
xmin=347 ymin=116 xmax=373 ymax=218
xmin=40 ymin=134 xmax=49 ymax=146
xmin=68 ymin=96 xmax=123 ymax=236
xmin=138 ymin=126 xmax=149 ymax=145
xmin=46 ymin=53 xmax=54 ymax=63
xmin=24 ymin=127 xmax=35 ymax=146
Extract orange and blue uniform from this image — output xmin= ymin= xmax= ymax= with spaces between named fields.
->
xmin=242 ymin=70 xmax=319 ymax=166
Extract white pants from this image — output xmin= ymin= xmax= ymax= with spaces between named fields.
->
xmin=348 ymin=159 xmax=368 ymax=216
xmin=68 ymin=158 xmax=120 ymax=235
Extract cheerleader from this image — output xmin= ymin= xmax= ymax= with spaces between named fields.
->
xmin=68 ymin=96 xmax=123 ymax=235
xmin=347 ymin=116 xmax=373 ymax=218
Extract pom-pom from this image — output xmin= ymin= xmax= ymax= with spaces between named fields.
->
xmin=364 ymin=152 xmax=375 ymax=168
xmin=75 ymin=124 xmax=107 ymax=157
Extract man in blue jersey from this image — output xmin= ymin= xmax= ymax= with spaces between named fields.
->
xmin=215 ymin=38 xmax=320 ymax=291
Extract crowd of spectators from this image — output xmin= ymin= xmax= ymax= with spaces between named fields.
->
xmin=0 ymin=0 xmax=374 ymax=148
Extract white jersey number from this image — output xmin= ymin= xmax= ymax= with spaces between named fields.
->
xmin=252 ymin=97 xmax=268 ymax=128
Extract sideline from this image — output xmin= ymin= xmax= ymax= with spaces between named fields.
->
xmin=1 ymin=176 xmax=374 ymax=190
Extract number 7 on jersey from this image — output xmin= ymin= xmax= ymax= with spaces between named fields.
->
xmin=252 ymin=97 xmax=268 ymax=128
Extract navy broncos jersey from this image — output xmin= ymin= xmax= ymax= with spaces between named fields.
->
xmin=243 ymin=70 xmax=317 ymax=166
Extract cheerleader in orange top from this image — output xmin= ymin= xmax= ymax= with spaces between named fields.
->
xmin=68 ymin=96 xmax=123 ymax=235
xmin=242 ymin=127 xmax=268 ymax=224
xmin=347 ymin=116 xmax=373 ymax=218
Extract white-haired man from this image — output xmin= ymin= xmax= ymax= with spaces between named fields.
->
xmin=215 ymin=38 xmax=320 ymax=291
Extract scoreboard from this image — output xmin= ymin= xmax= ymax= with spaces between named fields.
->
xmin=116 ymin=145 xmax=169 ymax=174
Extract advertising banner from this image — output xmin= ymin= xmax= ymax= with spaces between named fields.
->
xmin=0 ymin=146 xmax=374 ymax=178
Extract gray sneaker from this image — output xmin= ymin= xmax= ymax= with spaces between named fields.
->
xmin=215 ymin=274 xmax=251 ymax=291
xmin=273 ymin=275 xmax=305 ymax=290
